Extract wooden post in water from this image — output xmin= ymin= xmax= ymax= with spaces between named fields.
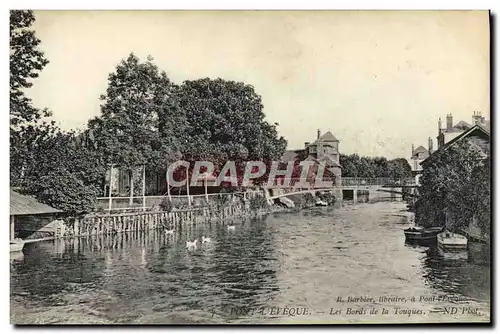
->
xmin=166 ymin=170 xmax=171 ymax=201
xmin=186 ymin=168 xmax=191 ymax=208
xmin=204 ymin=178 xmax=208 ymax=202
xmin=142 ymin=165 xmax=146 ymax=212
xmin=108 ymin=165 xmax=114 ymax=211
xmin=129 ymin=169 xmax=134 ymax=207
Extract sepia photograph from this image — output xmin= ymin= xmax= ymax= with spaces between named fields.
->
xmin=9 ymin=9 xmax=491 ymax=325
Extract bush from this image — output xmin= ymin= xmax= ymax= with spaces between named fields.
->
xmin=303 ymin=192 xmax=315 ymax=206
xmin=159 ymin=197 xmax=173 ymax=212
xmin=318 ymin=191 xmax=336 ymax=205
xmin=249 ymin=194 xmax=268 ymax=211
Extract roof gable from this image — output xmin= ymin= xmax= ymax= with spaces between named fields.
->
xmin=10 ymin=190 xmax=63 ymax=216
xmin=413 ymin=145 xmax=427 ymax=154
xmin=319 ymin=131 xmax=339 ymax=142
xmin=421 ymin=125 xmax=490 ymax=166
xmin=454 ymin=120 xmax=472 ymax=130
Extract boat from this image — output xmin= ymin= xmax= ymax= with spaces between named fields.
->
xmin=315 ymin=199 xmax=328 ymax=207
xmin=437 ymin=231 xmax=468 ymax=251
xmin=404 ymin=226 xmax=444 ymax=242
xmin=10 ymin=238 xmax=25 ymax=253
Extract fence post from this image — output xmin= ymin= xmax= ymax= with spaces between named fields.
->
xmin=142 ymin=165 xmax=146 ymax=212
xmin=108 ymin=165 xmax=113 ymax=211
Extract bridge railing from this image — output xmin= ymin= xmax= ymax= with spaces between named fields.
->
xmin=263 ymin=177 xmax=337 ymax=188
xmin=341 ymin=177 xmax=414 ymax=187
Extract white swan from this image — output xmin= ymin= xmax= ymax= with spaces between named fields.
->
xmin=202 ymin=236 xmax=211 ymax=243
xmin=227 ymin=225 xmax=236 ymax=231
xmin=186 ymin=239 xmax=198 ymax=249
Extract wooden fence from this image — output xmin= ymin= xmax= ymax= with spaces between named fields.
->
xmin=67 ymin=204 xmax=252 ymax=237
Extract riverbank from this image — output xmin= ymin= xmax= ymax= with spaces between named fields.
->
xmin=23 ymin=192 xmax=330 ymax=242
xmin=11 ymin=201 xmax=490 ymax=324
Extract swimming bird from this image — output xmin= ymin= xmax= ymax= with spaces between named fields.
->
xmin=202 ymin=236 xmax=211 ymax=243
xmin=227 ymin=225 xmax=236 ymax=231
xmin=186 ymin=239 xmax=198 ymax=249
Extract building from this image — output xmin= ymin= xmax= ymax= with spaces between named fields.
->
xmin=281 ymin=129 xmax=342 ymax=187
xmin=423 ymin=123 xmax=490 ymax=166
xmin=408 ymin=137 xmax=434 ymax=185
xmin=437 ymin=111 xmax=490 ymax=149
xmin=10 ymin=190 xmax=63 ymax=241
xmin=420 ymin=123 xmax=490 ymax=234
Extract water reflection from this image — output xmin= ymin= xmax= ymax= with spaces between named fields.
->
xmin=421 ymin=246 xmax=490 ymax=303
xmin=11 ymin=202 xmax=490 ymax=324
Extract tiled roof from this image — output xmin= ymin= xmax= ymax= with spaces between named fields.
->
xmin=280 ymin=150 xmax=299 ymax=162
xmin=412 ymin=145 xmax=427 ymax=154
xmin=454 ymin=120 xmax=473 ymax=130
xmin=304 ymin=155 xmax=341 ymax=168
xmin=311 ymin=131 xmax=340 ymax=146
xmin=442 ymin=120 xmax=473 ymax=133
xmin=319 ymin=131 xmax=339 ymax=142
xmin=481 ymin=121 xmax=490 ymax=133
xmin=421 ymin=124 xmax=490 ymax=166
xmin=10 ymin=190 xmax=62 ymax=216
xmin=318 ymin=156 xmax=342 ymax=167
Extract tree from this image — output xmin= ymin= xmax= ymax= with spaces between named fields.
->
xmin=21 ymin=129 xmax=107 ymax=215
xmin=416 ymin=139 xmax=489 ymax=232
xmin=10 ymin=10 xmax=52 ymax=186
xmin=339 ymin=153 xmax=411 ymax=179
xmin=10 ymin=119 xmax=58 ymax=186
xmin=387 ymin=158 xmax=412 ymax=179
xmin=175 ymin=78 xmax=287 ymax=171
xmin=10 ymin=10 xmax=50 ymax=128
xmin=90 ymin=53 xmax=179 ymax=168
xmin=89 ymin=53 xmax=183 ymax=201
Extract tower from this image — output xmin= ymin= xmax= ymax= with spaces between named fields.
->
xmin=438 ymin=117 xmax=442 ymax=134
xmin=428 ymin=137 xmax=433 ymax=152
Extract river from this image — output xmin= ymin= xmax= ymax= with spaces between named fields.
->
xmin=10 ymin=201 xmax=490 ymax=324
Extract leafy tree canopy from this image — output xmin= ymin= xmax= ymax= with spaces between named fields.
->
xmin=416 ymin=139 xmax=490 ymax=233
xmin=340 ymin=154 xmax=412 ymax=179
xmin=89 ymin=53 xmax=181 ymax=171
xmin=10 ymin=10 xmax=50 ymax=128
xmin=176 ymin=78 xmax=287 ymax=169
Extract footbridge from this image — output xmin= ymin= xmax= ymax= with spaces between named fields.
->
xmin=265 ymin=177 xmax=415 ymax=202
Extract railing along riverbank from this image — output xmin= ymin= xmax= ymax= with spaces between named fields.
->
xmin=95 ymin=191 xmax=255 ymax=212
xmin=61 ymin=203 xmax=266 ymax=238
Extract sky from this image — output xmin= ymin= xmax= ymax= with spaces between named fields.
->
xmin=27 ymin=10 xmax=490 ymax=159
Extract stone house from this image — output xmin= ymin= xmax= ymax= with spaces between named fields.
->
xmin=280 ymin=129 xmax=342 ymax=187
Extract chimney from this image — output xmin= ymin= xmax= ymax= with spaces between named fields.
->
xmin=428 ymin=137 xmax=433 ymax=152
xmin=317 ymin=129 xmax=321 ymax=140
xmin=438 ymin=117 xmax=442 ymax=134
xmin=304 ymin=142 xmax=310 ymax=148
xmin=411 ymin=144 xmax=415 ymax=155
xmin=446 ymin=114 xmax=453 ymax=130
xmin=472 ymin=111 xmax=483 ymax=125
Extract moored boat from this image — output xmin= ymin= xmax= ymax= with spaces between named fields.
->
xmin=316 ymin=199 xmax=328 ymax=206
xmin=10 ymin=238 xmax=25 ymax=253
xmin=404 ymin=226 xmax=444 ymax=242
xmin=315 ymin=200 xmax=328 ymax=207
xmin=437 ymin=231 xmax=468 ymax=251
